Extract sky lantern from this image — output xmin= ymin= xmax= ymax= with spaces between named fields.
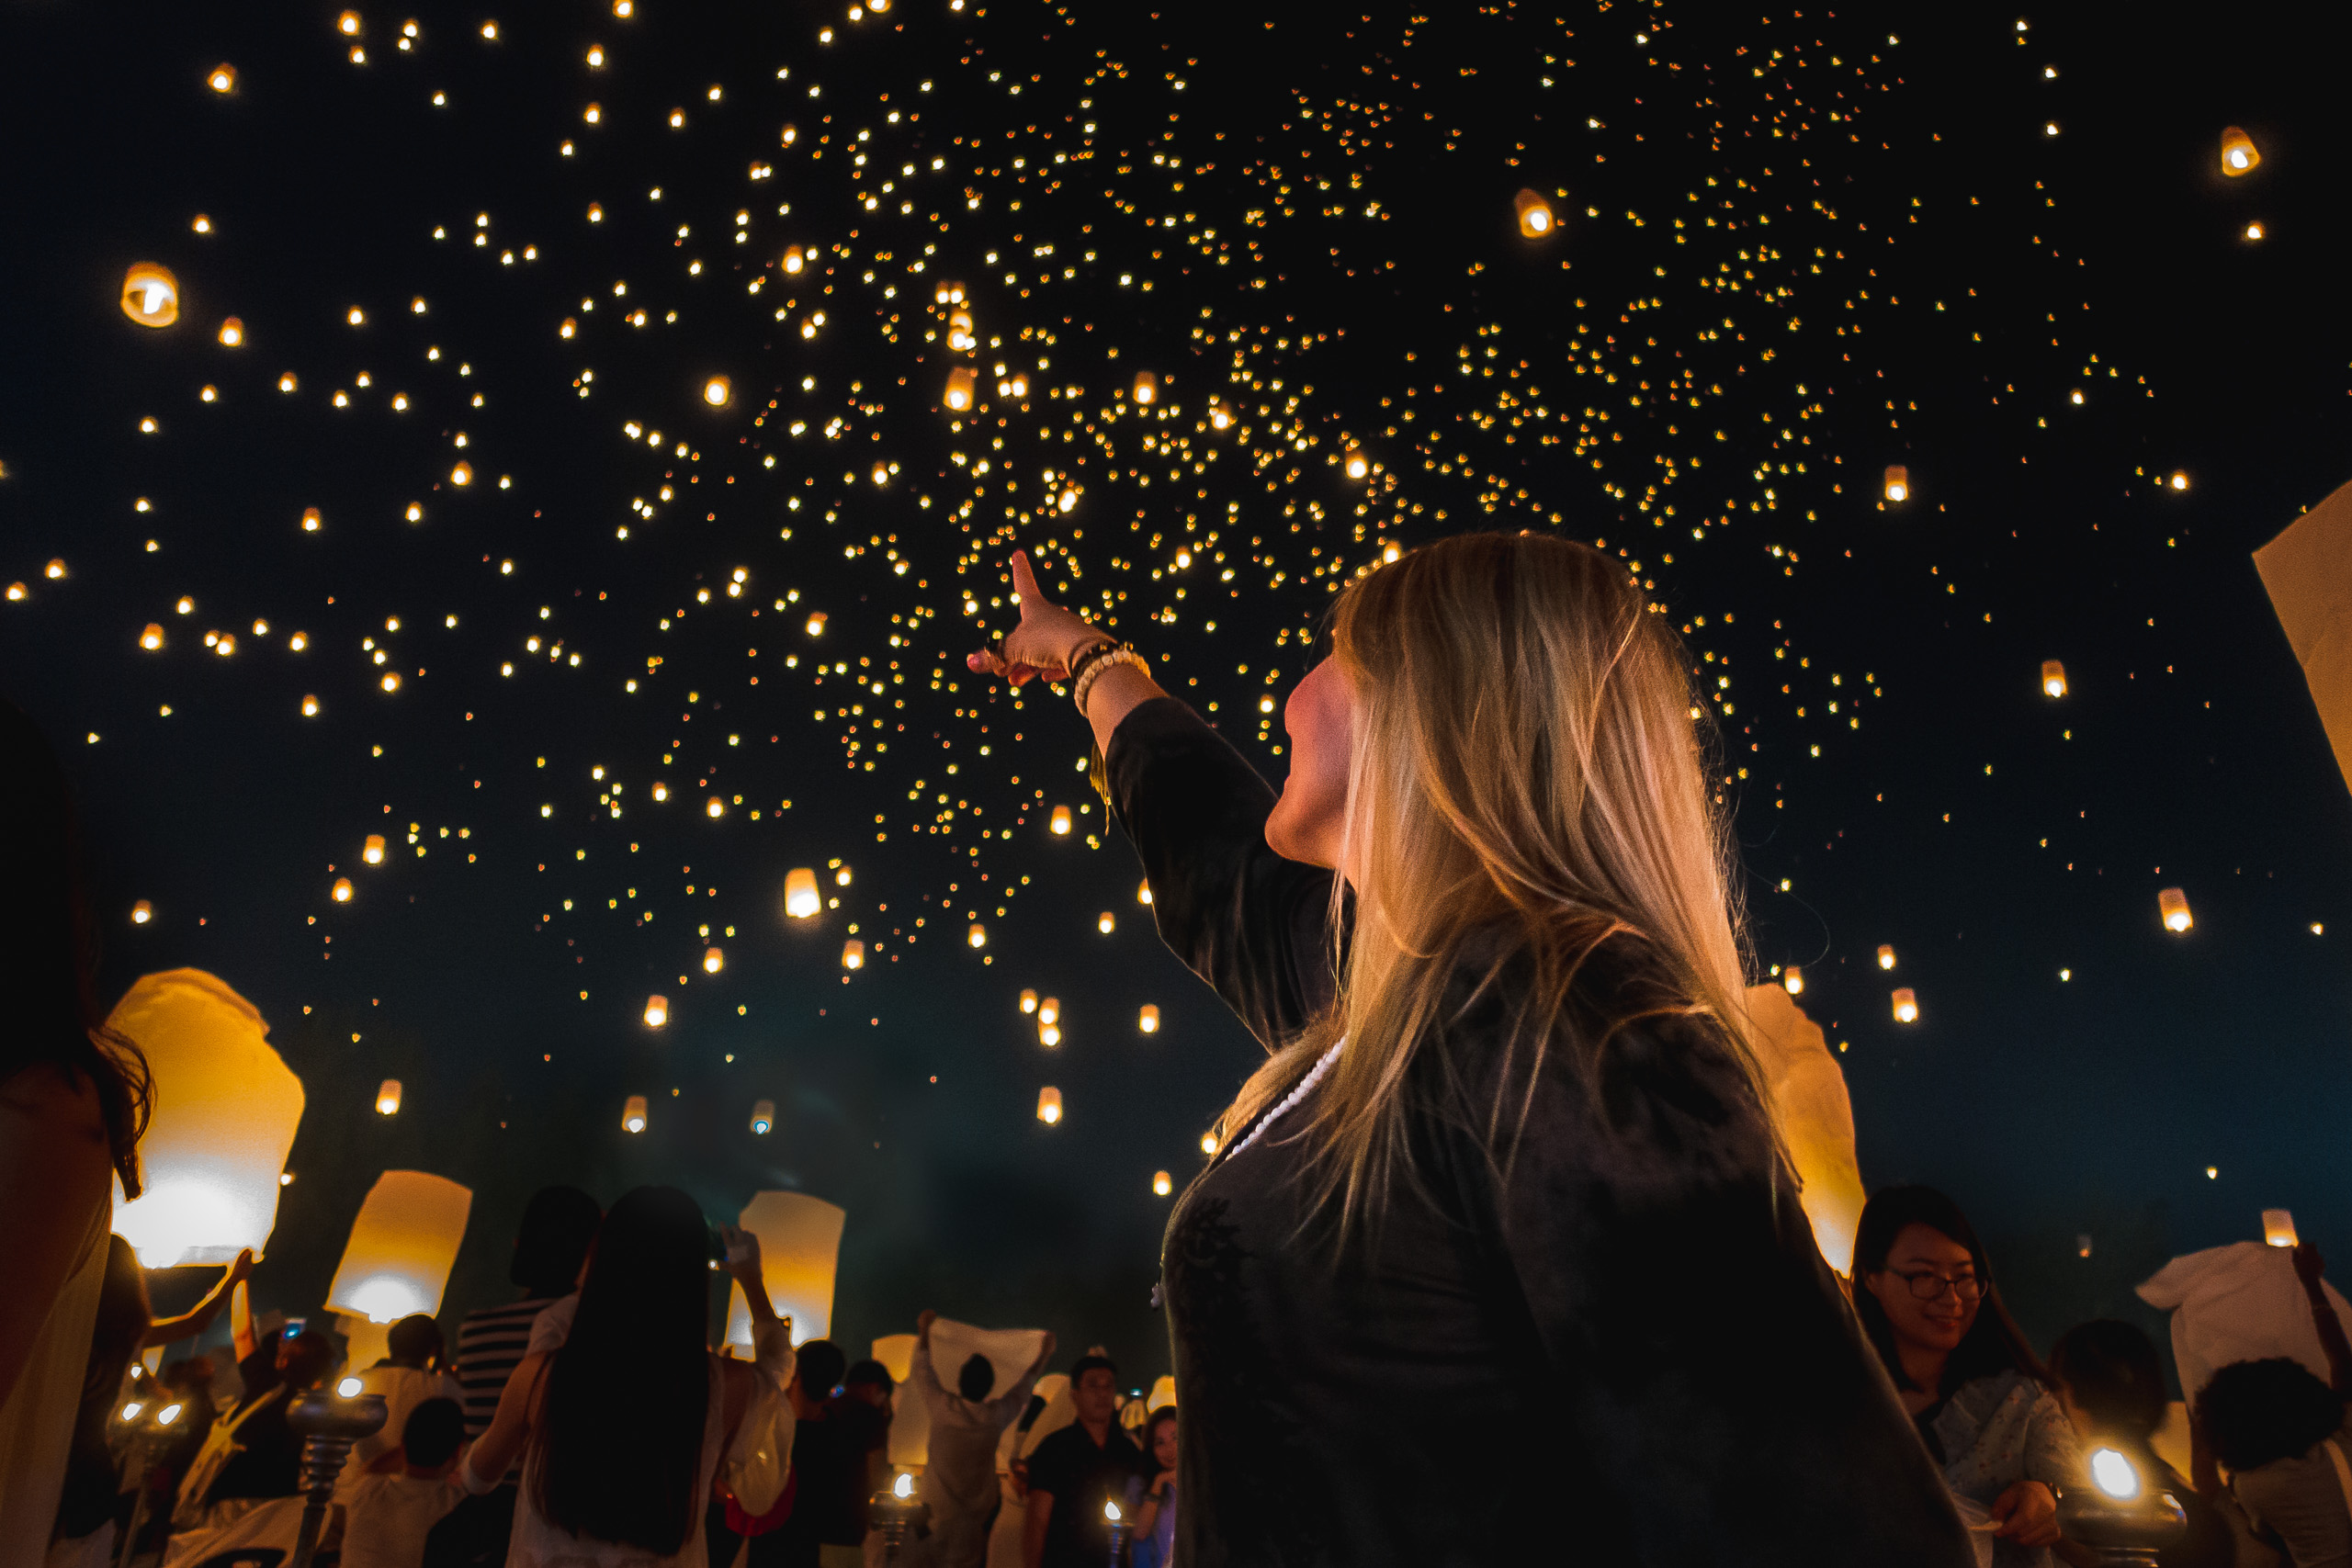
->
xmin=2221 ymin=126 xmax=2260 ymax=176
xmin=374 ymin=1078 xmax=401 ymax=1115
xmin=705 ymin=796 xmax=725 ymax=819
xmin=2264 ymin=1209 xmax=2299 ymax=1247
xmin=332 ymin=877 xmax=355 ymax=903
xmin=1883 ymin=465 xmax=1909 ymax=503
xmin=1036 ymin=1087 xmax=1063 ymax=1124
xmin=1138 ymin=1004 xmax=1160 ymax=1032
xmin=1132 ymin=371 xmax=1159 ymax=405
xmin=785 ymin=867 xmax=821 ymax=918
xmin=1020 ymin=988 xmax=1038 ymax=1013
xmin=944 ymin=366 xmax=976 ymax=411
xmin=218 ymin=317 xmax=244 ymax=346
xmin=725 ymin=1190 xmax=846 ymax=1348
xmin=622 ymin=1095 xmax=649 ymax=1132
xmin=1049 ymin=805 xmax=1073 ymax=835
xmin=108 ymin=970 xmax=304 ymax=1267
xmin=1153 ymin=1171 xmax=1173 ymax=1196
xmin=1098 ymin=911 xmax=1115 ymax=934
xmin=1513 ymin=188 xmax=1555 ymax=237
xmin=805 ymin=610 xmax=827 ymax=637
xmin=141 ymin=624 xmax=164 ymax=650
xmin=1891 ymin=987 xmax=1919 ymax=1023
xmin=1209 ymin=401 xmax=1234 ymax=431
xmin=1781 ymin=966 xmax=1804 ymax=997
xmin=363 ymin=834 xmax=386 ymax=864
xmin=131 ymin=900 xmax=153 ymax=924
xmin=783 ymin=245 xmax=806 ymax=274
xmin=2042 ymin=660 xmax=2067 ymax=698
xmin=326 ymin=1170 xmax=473 ymax=1325
xmin=1745 ymin=984 xmax=1864 ymax=1274
xmin=2169 ymin=470 xmax=2190 ymax=491
xmin=704 ymin=376 xmax=731 ymax=407
xmin=2159 ymin=886 xmax=2193 ymax=933
xmin=2255 ymin=476 xmax=2352 ymax=797
xmin=207 ymin=63 xmax=238 ymax=93
xmin=1200 ymin=1131 xmax=1219 ymax=1156
xmin=120 ymin=265 xmax=180 ymax=328
xmin=704 ymin=945 xmax=725 ymax=974
xmin=1038 ymin=997 xmax=1061 ymax=1027
xmin=750 ymin=1100 xmax=776 ymax=1134
xmin=967 ymin=921 xmax=988 ymax=948
xmin=1344 ymin=448 xmax=1370 ymax=480
xmin=643 ymin=994 xmax=669 ymax=1028
xmin=842 ymin=939 xmax=865 ymax=969
xmin=1039 ymin=1017 xmax=1061 ymax=1047
xmin=1876 ymin=943 xmax=1896 ymax=970
xmin=1137 ymin=880 xmax=1153 ymax=905
xmin=946 ymin=310 xmax=976 ymax=351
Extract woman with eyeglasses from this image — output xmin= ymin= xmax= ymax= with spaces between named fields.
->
xmin=1855 ymin=1186 xmax=2086 ymax=1567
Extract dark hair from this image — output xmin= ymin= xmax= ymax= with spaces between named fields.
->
xmin=512 ymin=1186 xmax=602 ymax=1295
xmin=0 ymin=701 xmax=150 ymax=1197
xmin=1852 ymin=1186 xmax=2047 ymax=1396
xmin=1143 ymin=1406 xmax=1178 ymax=1450
xmin=87 ymin=1235 xmax=153 ymax=1402
xmin=2050 ymin=1320 xmax=2167 ymax=1443
xmin=1069 ymin=1353 xmax=1119 ymax=1388
xmin=844 ymin=1359 xmax=895 ymax=1395
xmin=532 ymin=1186 xmax=713 ymax=1553
xmin=401 ymin=1397 xmax=466 ymax=1470
xmin=958 ymin=1352 xmax=996 ymax=1402
xmin=387 ymin=1314 xmax=444 ymax=1367
xmin=2198 ymin=1358 xmax=2346 ymax=1472
xmin=796 ymin=1340 xmax=847 ymax=1397
xmin=283 ymin=1331 xmax=339 ymax=1392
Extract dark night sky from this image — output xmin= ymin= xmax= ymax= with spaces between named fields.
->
xmin=3 ymin=0 xmax=2348 ymax=1386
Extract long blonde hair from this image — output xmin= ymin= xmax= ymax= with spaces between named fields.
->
xmin=1218 ymin=533 xmax=1767 ymax=1232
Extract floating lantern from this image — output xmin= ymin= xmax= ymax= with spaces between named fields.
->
xmin=2221 ymin=127 xmax=2260 ymax=176
xmin=870 ymin=462 xmax=890 ymax=486
xmin=704 ymin=376 xmax=731 ymax=406
xmin=784 ymin=245 xmax=806 ymax=274
xmin=704 ymin=945 xmax=725 ymax=974
xmin=1049 ymin=805 xmax=1073 ymax=836
xmin=363 ymin=834 xmax=386 ymax=864
xmin=944 ymin=366 xmax=977 ymax=412
xmin=2245 ymin=222 xmax=2266 ymax=242
xmin=1153 ymin=1170 xmax=1172 ymax=1196
xmin=1876 ymin=943 xmax=1896 ymax=970
xmin=1782 ymin=966 xmax=1804 ymax=997
xmin=651 ymin=783 xmax=669 ymax=801
xmin=1891 ymin=987 xmax=1919 ymax=1024
xmin=326 ymin=1170 xmax=473 ymax=1325
xmin=332 ymin=877 xmax=354 ymax=903
xmin=141 ymin=624 xmax=164 ymax=650
xmin=1020 ymin=988 xmax=1038 ymax=1013
xmin=218 ymin=317 xmax=244 ymax=346
xmin=621 ymin=1096 xmax=649 ymax=1133
xmin=750 ymin=1100 xmax=776 ymax=1135
xmin=1038 ymin=997 xmax=1060 ymax=1027
xmin=1138 ymin=1004 xmax=1160 ymax=1032
xmin=338 ymin=10 xmax=362 ymax=34
xmin=208 ymin=63 xmax=237 ymax=94
xmin=1344 ymin=449 xmax=1370 ymax=480
xmin=450 ymin=462 xmax=472 ymax=486
xmin=2169 ymin=471 xmax=2189 ymax=491
xmin=946 ymin=311 xmax=976 ymax=352
xmin=706 ymin=796 xmax=725 ymax=818
xmin=1513 ymin=188 xmax=1555 ymax=237
xmin=1036 ymin=1087 xmax=1063 ymax=1124
xmin=108 ymin=971 xmax=304 ymax=1267
xmin=1098 ymin=912 xmax=1115 ymax=935
xmin=302 ymin=507 xmax=322 ymax=532
xmin=301 ymin=695 xmax=320 ymax=716
xmin=1131 ymin=371 xmax=1159 ymax=405
xmin=2159 ymin=886 xmax=2193 ymax=933
xmin=375 ymin=1078 xmax=401 ymax=1115
xmin=1883 ymin=466 xmax=1909 ymax=503
xmin=1201 ymin=1131 xmax=1219 ymax=1156
xmin=834 ymin=865 xmax=853 ymax=886
xmin=967 ymin=922 xmax=988 ymax=948
xmin=643 ymin=995 xmax=669 ymax=1028
xmin=1038 ymin=1021 xmax=1061 ymax=1047
xmin=131 ymin=900 xmax=153 ymax=924
xmin=842 ymin=940 xmax=865 ymax=969
xmin=120 ymin=265 xmax=180 ymax=329
xmin=1209 ymin=401 xmax=1234 ymax=431
xmin=724 ymin=1190 xmax=846 ymax=1348
xmin=2041 ymin=660 xmax=2067 ymax=698
xmin=805 ymin=611 xmax=827 ymax=637
xmin=784 ymin=868 xmax=821 ymax=919
xmin=780 ymin=124 xmax=797 ymax=147
xmin=1137 ymin=880 xmax=1153 ymax=905
xmin=2264 ymin=1209 xmax=2299 ymax=1247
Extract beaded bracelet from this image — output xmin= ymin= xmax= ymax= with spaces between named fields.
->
xmin=1060 ymin=635 xmax=1119 ymax=694
xmin=1070 ymin=646 xmax=1148 ymax=716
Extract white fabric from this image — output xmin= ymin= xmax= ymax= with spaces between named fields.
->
xmin=0 ymin=1205 xmax=106 ymax=1568
xmin=161 ymin=1495 xmax=310 ymax=1568
xmin=890 ymin=1319 xmax=1047 ymax=1466
xmin=2137 ymin=1242 xmax=2352 ymax=1400
xmin=340 ymin=1472 xmax=465 ymax=1568
xmin=335 ymin=1364 xmax=465 ymax=1499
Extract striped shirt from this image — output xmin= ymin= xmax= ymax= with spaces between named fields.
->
xmin=452 ymin=1295 xmax=562 ymax=1439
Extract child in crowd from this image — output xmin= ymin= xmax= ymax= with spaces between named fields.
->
xmin=343 ymin=1398 xmax=469 ymax=1568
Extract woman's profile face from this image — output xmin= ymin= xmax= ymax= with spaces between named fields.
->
xmin=1151 ymin=1415 xmax=1179 ymax=1470
xmin=1264 ymin=658 xmax=1356 ymax=874
xmin=1862 ymin=1222 xmax=1983 ymax=1355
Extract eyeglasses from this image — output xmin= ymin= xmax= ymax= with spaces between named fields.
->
xmin=1894 ymin=1269 xmax=1985 ymax=1303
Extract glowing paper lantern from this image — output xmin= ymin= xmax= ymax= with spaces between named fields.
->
xmin=131 ymin=900 xmax=153 ymax=924
xmin=805 ymin=611 xmax=827 ymax=637
xmin=1153 ymin=1171 xmax=1172 ymax=1196
xmin=704 ymin=376 xmax=731 ymax=406
xmin=842 ymin=940 xmax=865 ymax=969
xmin=622 ymin=1095 xmax=649 ymax=1132
xmin=1098 ymin=912 xmax=1115 ymax=934
xmin=750 ymin=1099 xmax=776 ymax=1135
xmin=1131 ymin=371 xmax=1159 ymax=405
xmin=783 ymin=245 xmax=806 ymax=274
xmin=218 ymin=317 xmax=244 ymax=346
xmin=1039 ymin=1021 xmax=1061 ymax=1048
xmin=2221 ymin=126 xmax=2260 ymax=176
xmin=374 ymin=1079 xmax=401 ymax=1115
xmin=642 ymin=995 xmax=670 ymax=1028
xmin=1137 ymin=880 xmax=1153 ymax=906
xmin=1201 ymin=1132 xmax=1218 ymax=1156
xmin=1038 ymin=998 xmax=1061 ymax=1027
xmin=208 ymin=63 xmax=238 ymax=94
xmin=1781 ymin=966 xmax=1804 ymax=997
xmin=785 ymin=868 xmax=821 ymax=919
xmin=704 ymin=945 xmax=725 ymax=974
xmin=1891 ymin=987 xmax=1919 ymax=1024
xmin=120 ymin=265 xmax=181 ymax=329
xmin=1883 ymin=466 xmax=1909 ymax=503
xmin=2159 ymin=887 xmax=2193 ymax=933
xmin=325 ymin=1170 xmax=473 ymax=1324
xmin=1020 ymin=988 xmax=1038 ymax=1013
xmin=946 ymin=310 xmax=975 ymax=351
xmin=2042 ymin=660 xmax=2068 ymax=698
xmin=1138 ymin=1004 xmax=1160 ymax=1032
xmin=1513 ymin=188 xmax=1555 ymax=237
xmin=834 ymin=865 xmax=854 ymax=886
xmin=108 ymin=970 xmax=304 ymax=1266
xmin=1036 ymin=1087 xmax=1063 ymax=1124
xmin=724 ymin=1190 xmax=847 ymax=1348
xmin=967 ymin=922 xmax=988 ymax=948
xmin=2254 ymin=476 xmax=2352 ymax=798
xmin=2265 ymin=1209 xmax=2299 ymax=1248
xmin=1049 ymin=806 xmax=1073 ymax=835
xmin=1344 ymin=449 xmax=1370 ymax=480
xmin=141 ymin=624 xmax=164 ymax=650
xmin=1746 ymin=984 xmax=1865 ymax=1273
xmin=333 ymin=877 xmax=354 ymax=903
xmin=1876 ymin=943 xmax=1896 ymax=970
xmin=944 ymin=366 xmax=976 ymax=411
xmin=363 ymin=834 xmax=386 ymax=864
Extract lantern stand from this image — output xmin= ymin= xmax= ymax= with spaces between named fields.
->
xmin=112 ymin=1400 xmax=195 ymax=1568
xmin=869 ymin=1472 xmax=926 ymax=1562
xmin=1103 ymin=1499 xmax=1131 ymax=1567
xmin=2055 ymin=1448 xmax=2188 ymax=1567
xmin=286 ymin=1385 xmax=388 ymax=1568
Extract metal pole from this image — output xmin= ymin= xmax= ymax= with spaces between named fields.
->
xmin=286 ymin=1387 xmax=386 ymax=1568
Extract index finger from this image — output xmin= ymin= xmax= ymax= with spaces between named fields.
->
xmin=1009 ymin=549 xmax=1046 ymax=609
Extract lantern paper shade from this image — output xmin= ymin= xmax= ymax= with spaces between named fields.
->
xmin=375 ymin=1078 xmax=401 ymax=1115
xmin=1745 ymin=985 xmax=1865 ymax=1274
xmin=121 ymin=264 xmax=180 ymax=328
xmin=622 ymin=1095 xmax=649 ymax=1132
xmin=1049 ymin=806 xmax=1073 ymax=835
xmin=785 ymin=867 xmax=821 ymax=919
xmin=1036 ymin=1087 xmax=1063 ymax=1123
xmin=110 ymin=971 xmax=305 ymax=1266
xmin=1153 ymin=1170 xmax=1172 ymax=1196
xmin=1139 ymin=1004 xmax=1160 ymax=1032
xmin=1038 ymin=997 xmax=1060 ymax=1026
xmin=750 ymin=1099 xmax=775 ymax=1134
xmin=967 ymin=922 xmax=987 ymax=948
xmin=944 ymin=366 xmax=976 ymax=411
xmin=325 ymin=1170 xmax=473 ymax=1324
xmin=2042 ymin=660 xmax=2068 ymax=698
xmin=725 ymin=1190 xmax=847 ymax=1348
xmin=1781 ymin=966 xmax=1804 ymax=997
xmin=2160 ymin=887 xmax=2193 ymax=933
xmin=2221 ymin=126 xmax=2260 ymax=176
xmin=842 ymin=940 xmax=865 ymax=969
xmin=1892 ymin=987 xmax=1919 ymax=1023
xmin=644 ymin=995 xmax=669 ymax=1028
xmin=1513 ymin=188 xmax=1555 ymax=237
xmin=1877 ymin=943 xmax=1897 ymax=969
xmin=2265 ymin=1209 xmax=2299 ymax=1248
xmin=364 ymin=834 xmax=386 ymax=863
xmin=1020 ymin=988 xmax=1038 ymax=1013
xmin=1883 ymin=465 xmax=1909 ymax=502
xmin=1131 ymin=371 xmax=1158 ymax=404
xmin=2254 ymin=475 xmax=2352 ymax=799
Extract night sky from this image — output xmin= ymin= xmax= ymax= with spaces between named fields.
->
xmin=5 ymin=0 xmax=2349 ymax=1387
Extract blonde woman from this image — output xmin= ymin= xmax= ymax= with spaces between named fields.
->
xmin=969 ymin=536 xmax=1972 ymax=1565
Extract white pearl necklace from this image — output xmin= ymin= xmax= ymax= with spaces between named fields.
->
xmin=1225 ymin=1039 xmax=1344 ymax=1159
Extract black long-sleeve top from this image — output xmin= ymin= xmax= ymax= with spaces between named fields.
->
xmin=1104 ymin=696 xmax=1974 ymax=1567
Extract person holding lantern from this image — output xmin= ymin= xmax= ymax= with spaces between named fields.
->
xmin=968 ymin=537 xmax=1973 ymax=1564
